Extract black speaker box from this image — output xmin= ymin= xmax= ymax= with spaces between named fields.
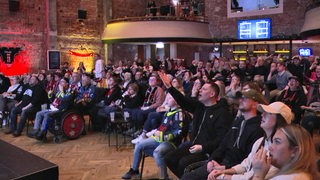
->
xmin=9 ymin=0 xmax=19 ymax=12
xmin=78 ymin=9 xmax=87 ymax=19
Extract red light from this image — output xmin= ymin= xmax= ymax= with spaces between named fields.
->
xmin=0 ymin=52 xmax=30 ymax=76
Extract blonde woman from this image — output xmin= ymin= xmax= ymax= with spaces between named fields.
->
xmin=252 ymin=124 xmax=319 ymax=180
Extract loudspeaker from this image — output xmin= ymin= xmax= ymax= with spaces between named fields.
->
xmin=78 ymin=9 xmax=87 ymax=19
xmin=9 ymin=0 xmax=19 ymax=12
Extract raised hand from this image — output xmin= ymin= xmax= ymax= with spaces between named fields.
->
xmin=158 ymin=71 xmax=172 ymax=88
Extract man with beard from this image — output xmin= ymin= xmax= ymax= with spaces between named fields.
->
xmin=180 ymin=89 xmax=267 ymax=180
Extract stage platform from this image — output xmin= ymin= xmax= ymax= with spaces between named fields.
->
xmin=0 ymin=140 xmax=58 ymax=180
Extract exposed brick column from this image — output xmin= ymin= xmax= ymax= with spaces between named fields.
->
xmin=48 ymin=0 xmax=57 ymax=50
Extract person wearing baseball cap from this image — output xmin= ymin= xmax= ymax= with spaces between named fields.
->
xmin=182 ymin=88 xmax=267 ymax=180
xmin=257 ymin=101 xmax=294 ymax=124
xmin=207 ymin=101 xmax=293 ymax=180
xmin=240 ymin=88 xmax=268 ymax=105
xmin=277 ymin=76 xmax=307 ymax=124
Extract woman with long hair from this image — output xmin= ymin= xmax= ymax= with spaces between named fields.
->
xmin=252 ymin=124 xmax=319 ymax=180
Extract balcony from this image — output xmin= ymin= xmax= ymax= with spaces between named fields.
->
xmin=102 ymin=16 xmax=212 ymax=43
xmin=300 ymin=2 xmax=320 ymax=38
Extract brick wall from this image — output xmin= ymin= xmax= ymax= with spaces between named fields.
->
xmin=205 ymin=0 xmax=314 ymax=38
xmin=56 ymin=0 xmax=104 ymax=72
xmin=0 ymin=0 xmax=319 ymax=75
xmin=0 ymin=0 xmax=105 ymax=75
xmin=0 ymin=0 xmax=47 ymax=75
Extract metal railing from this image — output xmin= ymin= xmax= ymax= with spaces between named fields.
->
xmin=108 ymin=15 xmax=208 ymax=24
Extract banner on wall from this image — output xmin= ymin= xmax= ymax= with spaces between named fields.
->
xmin=0 ymin=47 xmax=21 ymax=64
xmin=68 ymin=50 xmax=94 ymax=73
xmin=0 ymin=46 xmax=29 ymax=76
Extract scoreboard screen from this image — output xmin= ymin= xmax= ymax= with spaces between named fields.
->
xmin=238 ymin=18 xmax=271 ymax=40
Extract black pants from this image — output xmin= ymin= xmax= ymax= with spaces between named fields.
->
xmin=164 ymin=145 xmax=208 ymax=178
xmin=180 ymin=162 xmax=208 ymax=180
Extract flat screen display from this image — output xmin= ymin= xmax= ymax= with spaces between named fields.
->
xmin=238 ymin=18 xmax=271 ymax=40
xmin=298 ymin=48 xmax=312 ymax=57
xmin=47 ymin=50 xmax=60 ymax=70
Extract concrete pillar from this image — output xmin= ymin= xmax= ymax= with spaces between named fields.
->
xmin=145 ymin=45 xmax=151 ymax=60
xmin=170 ymin=43 xmax=177 ymax=59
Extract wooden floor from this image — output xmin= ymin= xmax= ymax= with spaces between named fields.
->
xmin=1 ymin=121 xmax=319 ymax=180
xmin=0 ymin=123 xmax=178 ymax=180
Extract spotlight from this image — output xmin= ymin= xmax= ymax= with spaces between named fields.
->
xmin=156 ymin=42 xmax=164 ymax=49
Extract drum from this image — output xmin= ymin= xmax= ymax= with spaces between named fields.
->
xmin=61 ymin=111 xmax=85 ymax=140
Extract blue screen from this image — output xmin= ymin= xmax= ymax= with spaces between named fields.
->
xmin=298 ymin=48 xmax=312 ymax=57
xmin=238 ymin=19 xmax=271 ymax=40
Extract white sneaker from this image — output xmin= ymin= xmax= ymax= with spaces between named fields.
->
xmin=131 ymin=133 xmax=148 ymax=144
xmin=131 ymin=134 xmax=143 ymax=144
xmin=146 ymin=129 xmax=157 ymax=137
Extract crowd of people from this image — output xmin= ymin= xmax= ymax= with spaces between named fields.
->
xmin=0 ymin=53 xmax=320 ymax=179
xmin=146 ymin=0 xmax=203 ymax=18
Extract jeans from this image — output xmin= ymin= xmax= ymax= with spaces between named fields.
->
xmin=16 ymin=106 xmax=40 ymax=132
xmin=0 ymin=96 xmax=17 ymax=112
xmin=143 ymin=111 xmax=164 ymax=132
xmin=122 ymin=107 xmax=140 ymax=128
xmin=97 ymin=106 xmax=117 ymax=117
xmin=34 ymin=109 xmax=58 ymax=131
xmin=9 ymin=106 xmax=22 ymax=130
xmin=131 ymin=138 xmax=175 ymax=178
xmin=10 ymin=106 xmax=37 ymax=132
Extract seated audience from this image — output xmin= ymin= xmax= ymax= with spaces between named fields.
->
xmin=277 ymin=76 xmax=306 ymax=124
xmin=91 ymin=75 xmax=122 ymax=131
xmin=182 ymin=70 xmax=193 ymax=96
xmin=0 ymin=73 xmax=11 ymax=94
xmin=122 ymin=82 xmax=143 ymax=133
xmin=122 ymin=93 xmax=187 ymax=180
xmin=188 ymin=78 xmax=204 ymax=98
xmin=301 ymin=66 xmax=320 ymax=136
xmin=131 ymin=77 xmax=184 ymax=144
xmin=5 ymin=75 xmax=48 ymax=137
xmin=28 ymin=77 xmax=73 ymax=141
xmin=73 ymin=73 xmax=95 ymax=115
xmin=69 ymin=72 xmax=82 ymax=93
xmin=208 ymin=101 xmax=293 ymax=179
xmin=266 ymin=62 xmax=292 ymax=100
xmin=158 ymin=71 xmax=233 ymax=178
xmin=0 ymin=76 xmax=22 ymax=122
xmin=181 ymin=89 xmax=267 ymax=180
xmin=130 ymin=74 xmax=165 ymax=132
xmin=225 ymin=74 xmax=241 ymax=115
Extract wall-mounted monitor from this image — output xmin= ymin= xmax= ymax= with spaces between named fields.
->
xmin=298 ymin=48 xmax=312 ymax=57
xmin=228 ymin=0 xmax=283 ymax=18
xmin=238 ymin=18 xmax=271 ymax=40
xmin=47 ymin=50 xmax=61 ymax=70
